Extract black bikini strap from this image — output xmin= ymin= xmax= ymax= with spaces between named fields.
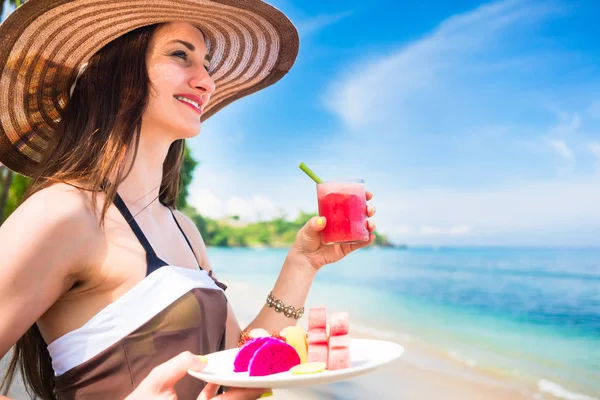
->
xmin=168 ymin=208 xmax=201 ymax=268
xmin=112 ymin=193 xmax=159 ymax=259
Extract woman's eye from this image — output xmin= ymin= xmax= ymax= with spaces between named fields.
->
xmin=172 ymin=50 xmax=188 ymax=61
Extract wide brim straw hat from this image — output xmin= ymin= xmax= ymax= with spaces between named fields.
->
xmin=0 ymin=0 xmax=299 ymax=176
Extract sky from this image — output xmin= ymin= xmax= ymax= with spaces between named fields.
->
xmin=4 ymin=0 xmax=600 ymax=246
xmin=189 ymin=0 xmax=600 ymax=247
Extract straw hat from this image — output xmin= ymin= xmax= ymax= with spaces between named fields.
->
xmin=0 ymin=0 xmax=299 ymax=176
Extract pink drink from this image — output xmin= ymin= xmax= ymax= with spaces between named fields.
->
xmin=317 ymin=180 xmax=369 ymax=245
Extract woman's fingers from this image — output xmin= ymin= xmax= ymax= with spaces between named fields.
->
xmin=348 ymin=233 xmax=376 ymax=253
xmin=366 ymin=205 xmax=376 ymax=217
xmin=366 ymin=191 xmax=374 ymax=201
xmin=149 ymin=351 xmax=207 ymax=392
xmin=197 ymin=383 xmax=220 ymax=400
xmin=368 ymin=220 xmax=376 ymax=232
xmin=201 ymin=387 xmax=271 ymax=400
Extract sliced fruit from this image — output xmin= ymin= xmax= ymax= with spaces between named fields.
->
xmin=328 ymin=347 xmax=350 ymax=371
xmin=290 ymin=362 xmax=326 ymax=375
xmin=234 ymin=337 xmax=273 ymax=373
xmin=281 ymin=326 xmax=308 ymax=363
xmin=328 ymin=334 xmax=350 ymax=349
xmin=307 ymin=343 xmax=328 ymax=365
xmin=308 ymin=307 xmax=327 ymax=329
xmin=279 ymin=326 xmax=294 ymax=338
xmin=248 ymin=328 xmax=270 ymax=338
xmin=248 ymin=340 xmax=301 ymax=376
xmin=329 ymin=312 xmax=349 ymax=336
xmin=307 ymin=328 xmax=327 ymax=344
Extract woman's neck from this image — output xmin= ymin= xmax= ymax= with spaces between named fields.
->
xmin=117 ymin=129 xmax=172 ymax=215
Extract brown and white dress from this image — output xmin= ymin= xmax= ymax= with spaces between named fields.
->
xmin=48 ymin=194 xmax=229 ymax=400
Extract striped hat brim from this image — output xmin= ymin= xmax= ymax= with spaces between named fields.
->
xmin=0 ymin=0 xmax=299 ymax=176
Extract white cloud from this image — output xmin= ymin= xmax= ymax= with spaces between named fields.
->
xmin=588 ymin=101 xmax=600 ymax=119
xmin=297 ymin=11 xmax=353 ymax=37
xmin=226 ymin=195 xmax=281 ymax=222
xmin=548 ymin=113 xmax=581 ymax=136
xmin=420 ymin=225 xmax=472 ymax=236
xmin=323 ymin=0 xmax=561 ymax=131
xmin=374 ymin=178 xmax=600 ymax=246
xmin=546 ymin=139 xmax=574 ymax=161
xmin=188 ymin=189 xmax=283 ymax=223
xmin=589 ymin=142 xmax=600 ymax=160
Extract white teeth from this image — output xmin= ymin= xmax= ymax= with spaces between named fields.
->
xmin=175 ymin=96 xmax=200 ymax=109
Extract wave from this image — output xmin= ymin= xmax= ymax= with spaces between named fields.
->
xmin=350 ymin=323 xmax=412 ymax=343
xmin=537 ymin=379 xmax=598 ymax=400
xmin=446 ymin=350 xmax=477 ymax=368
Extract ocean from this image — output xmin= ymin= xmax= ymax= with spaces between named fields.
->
xmin=210 ymin=246 xmax=600 ymax=400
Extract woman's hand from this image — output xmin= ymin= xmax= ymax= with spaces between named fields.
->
xmin=292 ymin=191 xmax=376 ymax=271
xmin=125 ymin=351 xmax=270 ymax=400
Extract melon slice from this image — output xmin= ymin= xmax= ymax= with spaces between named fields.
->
xmin=328 ymin=347 xmax=350 ymax=371
xmin=307 ymin=343 xmax=328 ymax=365
xmin=248 ymin=328 xmax=271 ymax=338
xmin=308 ymin=307 xmax=327 ymax=329
xmin=248 ymin=340 xmax=301 ymax=376
xmin=307 ymin=328 xmax=327 ymax=344
xmin=280 ymin=326 xmax=308 ymax=363
xmin=328 ymin=334 xmax=350 ymax=349
xmin=329 ymin=312 xmax=349 ymax=336
xmin=290 ymin=362 xmax=326 ymax=375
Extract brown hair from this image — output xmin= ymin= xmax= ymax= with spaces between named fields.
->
xmin=1 ymin=23 xmax=189 ymax=399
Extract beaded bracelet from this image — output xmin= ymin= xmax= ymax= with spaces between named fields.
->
xmin=266 ymin=291 xmax=305 ymax=320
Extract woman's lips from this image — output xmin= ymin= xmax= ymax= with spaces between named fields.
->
xmin=176 ymin=98 xmax=203 ymax=115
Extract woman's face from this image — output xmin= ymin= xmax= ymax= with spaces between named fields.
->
xmin=143 ymin=22 xmax=215 ymax=140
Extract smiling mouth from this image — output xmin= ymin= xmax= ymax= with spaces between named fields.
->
xmin=174 ymin=96 xmax=202 ymax=115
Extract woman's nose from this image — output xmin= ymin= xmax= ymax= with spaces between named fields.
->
xmin=191 ymin=67 xmax=216 ymax=96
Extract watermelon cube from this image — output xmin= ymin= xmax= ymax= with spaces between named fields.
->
xmin=328 ymin=334 xmax=350 ymax=349
xmin=329 ymin=312 xmax=349 ymax=336
xmin=308 ymin=307 xmax=327 ymax=329
xmin=308 ymin=343 xmax=328 ymax=364
xmin=328 ymin=347 xmax=350 ymax=370
xmin=307 ymin=328 xmax=327 ymax=344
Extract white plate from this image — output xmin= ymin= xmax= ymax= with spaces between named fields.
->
xmin=187 ymin=338 xmax=404 ymax=389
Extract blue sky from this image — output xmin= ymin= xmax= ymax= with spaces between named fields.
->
xmin=4 ymin=0 xmax=599 ymax=246
xmin=190 ymin=0 xmax=600 ymax=247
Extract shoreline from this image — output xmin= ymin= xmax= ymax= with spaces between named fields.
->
xmin=222 ymin=276 xmax=596 ymax=400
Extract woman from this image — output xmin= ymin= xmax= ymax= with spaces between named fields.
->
xmin=0 ymin=1 xmax=376 ymax=399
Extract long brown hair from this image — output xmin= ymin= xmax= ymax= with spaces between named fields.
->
xmin=1 ymin=23 xmax=189 ymax=399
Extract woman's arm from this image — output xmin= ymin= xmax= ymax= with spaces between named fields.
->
xmin=0 ymin=185 xmax=100 ymax=359
xmin=173 ymin=212 xmax=373 ymax=348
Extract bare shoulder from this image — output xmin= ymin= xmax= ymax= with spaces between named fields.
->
xmin=11 ymin=183 xmax=99 ymax=230
xmin=1 ymin=182 xmax=104 ymax=273
xmin=171 ymin=209 xmax=213 ymax=271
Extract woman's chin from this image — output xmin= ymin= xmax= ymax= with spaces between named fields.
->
xmin=174 ymin=123 xmax=202 ymax=140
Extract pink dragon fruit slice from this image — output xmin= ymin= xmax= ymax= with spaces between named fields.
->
xmin=307 ymin=328 xmax=328 ymax=344
xmin=234 ymin=337 xmax=278 ymax=373
xmin=307 ymin=343 xmax=328 ymax=365
xmin=248 ymin=340 xmax=301 ymax=376
xmin=329 ymin=312 xmax=349 ymax=336
xmin=328 ymin=347 xmax=350 ymax=370
xmin=308 ymin=307 xmax=327 ymax=329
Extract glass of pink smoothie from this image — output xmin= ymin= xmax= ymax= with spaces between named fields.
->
xmin=317 ymin=179 xmax=369 ymax=245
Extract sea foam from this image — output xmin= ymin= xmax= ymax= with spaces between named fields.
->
xmin=537 ymin=379 xmax=598 ymax=400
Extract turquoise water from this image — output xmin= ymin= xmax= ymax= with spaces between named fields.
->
xmin=209 ymin=247 xmax=600 ymax=399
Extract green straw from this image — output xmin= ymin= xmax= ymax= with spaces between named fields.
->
xmin=299 ymin=162 xmax=323 ymax=184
